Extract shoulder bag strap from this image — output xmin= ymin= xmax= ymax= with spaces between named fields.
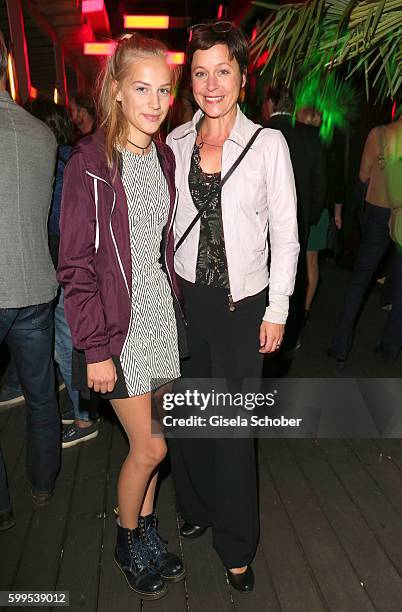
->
xmin=174 ymin=127 xmax=265 ymax=254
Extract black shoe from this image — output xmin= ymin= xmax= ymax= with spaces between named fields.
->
xmin=180 ymin=522 xmax=208 ymax=539
xmin=114 ymin=524 xmax=167 ymax=600
xmin=31 ymin=488 xmax=54 ymax=507
xmin=226 ymin=565 xmax=254 ymax=592
xmin=326 ymin=348 xmax=346 ymax=363
xmin=0 ymin=508 xmax=16 ymax=531
xmin=303 ymin=309 xmax=310 ymax=326
xmin=139 ymin=513 xmax=186 ymax=582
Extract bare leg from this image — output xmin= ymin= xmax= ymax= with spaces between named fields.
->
xmin=111 ymin=393 xmax=167 ymax=530
xmin=141 ymin=470 xmax=159 ymax=517
xmin=305 ymin=250 xmax=320 ymax=312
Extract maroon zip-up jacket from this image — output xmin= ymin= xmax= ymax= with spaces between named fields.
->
xmin=57 ymin=129 xmax=185 ymax=364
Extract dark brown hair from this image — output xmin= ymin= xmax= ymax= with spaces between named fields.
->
xmin=186 ymin=22 xmax=249 ymax=75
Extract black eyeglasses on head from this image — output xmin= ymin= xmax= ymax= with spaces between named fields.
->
xmin=188 ymin=21 xmax=234 ymax=36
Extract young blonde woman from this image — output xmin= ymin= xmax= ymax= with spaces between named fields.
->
xmin=58 ymin=34 xmax=186 ymax=600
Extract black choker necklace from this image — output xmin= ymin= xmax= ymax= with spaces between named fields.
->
xmin=127 ymin=138 xmax=152 ymax=155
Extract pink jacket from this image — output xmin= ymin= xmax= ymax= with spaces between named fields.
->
xmin=167 ymin=107 xmax=300 ymax=324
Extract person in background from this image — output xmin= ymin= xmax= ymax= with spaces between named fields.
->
xmin=0 ymin=31 xmax=60 ymax=530
xmin=330 ymin=107 xmax=402 ymax=361
xmin=296 ymin=106 xmax=344 ymax=324
xmin=30 ymin=99 xmax=99 ymax=448
xmin=69 ymin=92 xmax=96 ymax=136
xmin=264 ymin=87 xmax=327 ymax=351
xmin=167 ymin=23 xmax=299 ymax=592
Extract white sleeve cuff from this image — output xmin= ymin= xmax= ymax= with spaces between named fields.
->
xmin=263 ymin=295 xmax=289 ymax=324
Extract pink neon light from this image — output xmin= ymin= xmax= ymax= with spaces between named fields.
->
xmin=217 ymin=4 xmax=223 ymax=19
xmin=84 ymin=41 xmax=116 ymax=55
xmin=82 ymin=0 xmax=104 ymax=13
xmin=391 ymin=100 xmax=397 ymax=120
xmin=167 ymin=52 xmax=185 ymax=65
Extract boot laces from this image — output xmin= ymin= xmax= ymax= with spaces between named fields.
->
xmin=142 ymin=522 xmax=168 ymax=557
xmin=127 ymin=531 xmax=154 ymax=571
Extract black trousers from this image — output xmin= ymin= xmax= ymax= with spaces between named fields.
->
xmin=168 ymin=281 xmax=265 ymax=567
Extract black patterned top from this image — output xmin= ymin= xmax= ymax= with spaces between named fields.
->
xmin=188 ymin=143 xmax=230 ymax=288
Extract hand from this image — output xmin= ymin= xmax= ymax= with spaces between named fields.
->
xmin=87 ymin=358 xmax=117 ymax=394
xmin=334 ymin=203 xmax=343 ymax=230
xmin=259 ymin=321 xmax=285 ymax=354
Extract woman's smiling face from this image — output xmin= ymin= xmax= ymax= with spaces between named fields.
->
xmin=191 ymin=44 xmax=245 ymax=119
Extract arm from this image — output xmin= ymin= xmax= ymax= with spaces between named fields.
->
xmin=57 ymin=151 xmax=111 ymax=364
xmin=259 ymin=132 xmax=300 ymax=353
xmin=359 ymin=128 xmax=377 ymax=183
xmin=264 ymin=131 xmax=300 ymax=324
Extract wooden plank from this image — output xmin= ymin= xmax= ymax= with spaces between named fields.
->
xmin=288 ymin=439 xmax=402 ymax=612
xmin=230 ymin=541 xmax=281 ymax=612
xmin=319 ymin=439 xmax=402 ymax=575
xmin=346 ymin=439 xmax=402 ymax=518
xmin=261 ymin=439 xmax=376 ymax=612
xmin=143 ymin=469 xmax=187 ymax=612
xmin=3 ymin=406 xmax=80 ymax=592
xmin=258 ymin=440 xmax=326 ymax=612
xmin=374 ymin=439 xmax=402 ymax=475
xmin=180 ymin=528 xmax=235 ymax=612
xmin=97 ymin=421 xmax=141 ymax=612
xmin=53 ymin=417 xmax=113 ymax=611
xmin=0 ymin=482 xmax=34 ymax=589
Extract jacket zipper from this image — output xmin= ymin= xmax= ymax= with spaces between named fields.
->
xmin=85 ymin=171 xmax=130 ymax=300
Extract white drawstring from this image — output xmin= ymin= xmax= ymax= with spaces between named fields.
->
xmin=93 ymin=178 xmax=100 ymax=252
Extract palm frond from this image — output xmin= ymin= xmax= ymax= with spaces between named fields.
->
xmin=250 ymin=0 xmax=402 ymax=101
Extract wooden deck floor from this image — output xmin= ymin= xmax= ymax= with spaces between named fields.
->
xmin=1 ymin=401 xmax=402 ymax=612
xmin=1 ymin=262 xmax=402 ymax=611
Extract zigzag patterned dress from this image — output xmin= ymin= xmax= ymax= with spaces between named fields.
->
xmin=119 ymin=143 xmax=180 ymax=397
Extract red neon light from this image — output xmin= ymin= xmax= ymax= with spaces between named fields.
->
xmin=256 ymin=50 xmax=269 ymax=68
xmin=167 ymin=52 xmax=185 ymax=66
xmin=84 ymin=42 xmax=116 ymax=55
xmin=82 ymin=0 xmax=104 ymax=13
xmin=124 ymin=15 xmax=169 ymax=29
xmin=251 ymin=27 xmax=257 ymax=43
xmin=217 ymin=4 xmax=223 ymax=19
xmin=391 ymin=100 xmax=397 ymax=121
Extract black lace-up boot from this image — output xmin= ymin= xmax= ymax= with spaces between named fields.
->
xmin=139 ymin=513 xmax=186 ymax=582
xmin=114 ymin=523 xmax=167 ymax=599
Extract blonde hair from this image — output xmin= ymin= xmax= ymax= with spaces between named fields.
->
xmin=97 ymin=33 xmax=170 ymax=167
